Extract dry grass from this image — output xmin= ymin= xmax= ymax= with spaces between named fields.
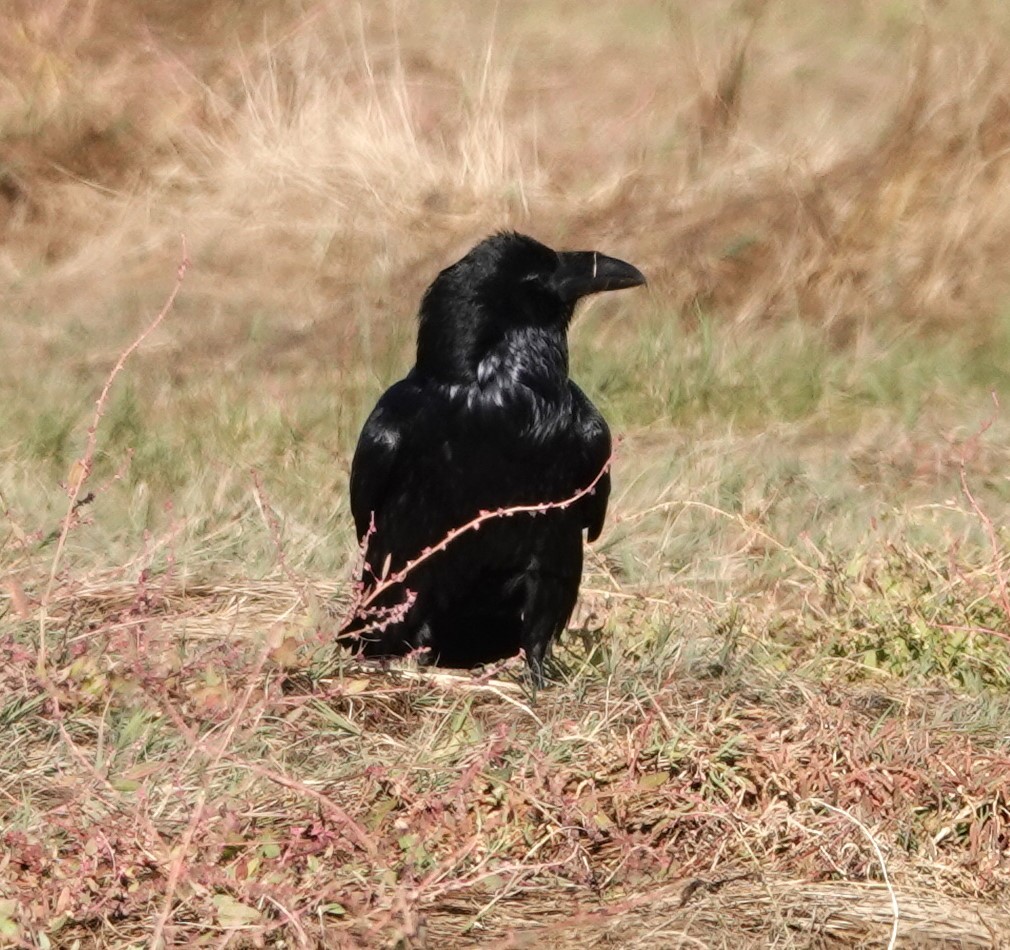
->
xmin=5 ymin=0 xmax=1010 ymax=946
xmin=5 ymin=571 xmax=1010 ymax=946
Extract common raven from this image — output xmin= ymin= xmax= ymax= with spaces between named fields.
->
xmin=339 ymin=231 xmax=645 ymax=685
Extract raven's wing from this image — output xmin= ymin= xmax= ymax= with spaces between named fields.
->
xmin=348 ymin=378 xmax=423 ymax=542
xmin=569 ymin=382 xmax=611 ymax=543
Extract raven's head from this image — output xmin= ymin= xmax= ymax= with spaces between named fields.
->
xmin=416 ymin=232 xmax=645 ymax=384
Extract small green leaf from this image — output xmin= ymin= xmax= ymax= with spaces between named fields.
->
xmin=638 ymin=772 xmax=669 ymax=791
xmin=593 ymin=811 xmax=615 ymax=830
xmin=212 ymin=894 xmax=261 ymax=926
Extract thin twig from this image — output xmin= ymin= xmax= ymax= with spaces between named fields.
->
xmin=37 ymin=239 xmax=189 ymax=670
xmin=150 ymin=633 xmax=272 ymax=946
xmin=251 ymin=469 xmax=313 ymax=605
xmin=344 ymin=453 xmax=613 ymax=631
xmin=809 ymin=798 xmax=899 ymax=950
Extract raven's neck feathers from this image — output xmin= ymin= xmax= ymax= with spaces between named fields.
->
xmin=415 ymin=291 xmax=569 ymax=393
xmin=475 ymin=325 xmax=569 ymax=396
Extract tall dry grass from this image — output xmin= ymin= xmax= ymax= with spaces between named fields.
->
xmin=6 ymin=0 xmax=1010 ymax=336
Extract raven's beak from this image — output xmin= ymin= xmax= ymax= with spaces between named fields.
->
xmin=550 ymin=250 xmax=647 ymax=304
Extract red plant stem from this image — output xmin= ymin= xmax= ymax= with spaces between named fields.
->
xmin=343 ymin=452 xmax=613 ymax=630
xmin=37 ymin=239 xmax=189 ymax=670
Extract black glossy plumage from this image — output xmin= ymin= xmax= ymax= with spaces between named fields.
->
xmin=339 ymin=231 xmax=645 ymax=684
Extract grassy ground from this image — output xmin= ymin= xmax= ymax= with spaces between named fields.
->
xmin=4 ymin=0 xmax=1010 ymax=946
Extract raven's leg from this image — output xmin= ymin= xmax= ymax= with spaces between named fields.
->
xmin=412 ymin=620 xmax=436 ymax=666
xmin=520 ymin=548 xmax=582 ymax=688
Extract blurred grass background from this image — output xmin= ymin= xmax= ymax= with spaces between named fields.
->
xmin=6 ymin=0 xmax=1010 ymax=579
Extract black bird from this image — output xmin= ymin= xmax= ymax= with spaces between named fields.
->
xmin=339 ymin=231 xmax=645 ymax=685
